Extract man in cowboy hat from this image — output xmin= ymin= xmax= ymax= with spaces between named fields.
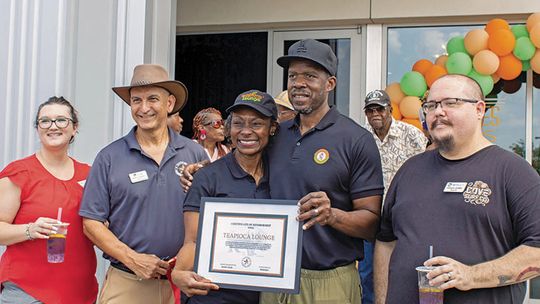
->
xmin=79 ymin=64 xmax=208 ymax=303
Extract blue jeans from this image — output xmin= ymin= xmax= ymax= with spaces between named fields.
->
xmin=358 ymin=241 xmax=374 ymax=304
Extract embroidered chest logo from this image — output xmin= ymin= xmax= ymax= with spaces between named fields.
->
xmin=313 ymin=148 xmax=330 ymax=165
xmin=463 ymin=181 xmax=492 ymax=206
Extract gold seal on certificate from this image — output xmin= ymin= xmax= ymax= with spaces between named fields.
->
xmin=194 ymin=197 xmax=303 ymax=293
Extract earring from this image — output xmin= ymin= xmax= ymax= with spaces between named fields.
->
xmin=199 ymin=129 xmax=207 ymax=140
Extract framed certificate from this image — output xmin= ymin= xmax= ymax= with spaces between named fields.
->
xmin=194 ymin=197 xmax=303 ymax=293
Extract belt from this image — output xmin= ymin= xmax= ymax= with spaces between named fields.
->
xmin=110 ymin=262 xmax=169 ymax=280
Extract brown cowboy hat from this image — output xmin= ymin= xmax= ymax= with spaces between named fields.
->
xmin=112 ymin=64 xmax=188 ymax=114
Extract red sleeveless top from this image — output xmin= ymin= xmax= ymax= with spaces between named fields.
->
xmin=0 ymin=154 xmax=98 ymax=304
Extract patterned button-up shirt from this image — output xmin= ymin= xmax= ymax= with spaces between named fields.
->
xmin=365 ymin=118 xmax=427 ymax=191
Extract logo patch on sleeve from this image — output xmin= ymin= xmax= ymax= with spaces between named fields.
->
xmin=313 ymin=148 xmax=330 ymax=165
xmin=463 ymin=181 xmax=492 ymax=206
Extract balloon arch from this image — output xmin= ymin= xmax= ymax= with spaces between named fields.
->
xmin=386 ymin=12 xmax=540 ymax=130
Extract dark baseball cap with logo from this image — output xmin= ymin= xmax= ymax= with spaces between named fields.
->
xmin=364 ymin=90 xmax=391 ymax=109
xmin=226 ymin=89 xmax=278 ymax=120
xmin=277 ymin=39 xmax=338 ymax=76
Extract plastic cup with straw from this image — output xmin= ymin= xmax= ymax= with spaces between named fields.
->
xmin=47 ymin=207 xmax=69 ymax=263
xmin=415 ymin=245 xmax=443 ymax=303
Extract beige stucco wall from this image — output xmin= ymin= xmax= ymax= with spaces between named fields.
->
xmin=371 ymin=0 xmax=539 ymax=23
xmin=177 ymin=0 xmax=370 ymax=32
xmin=177 ymin=0 xmax=540 ymax=32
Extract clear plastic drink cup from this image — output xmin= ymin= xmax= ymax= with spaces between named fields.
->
xmin=47 ymin=223 xmax=69 ymax=263
xmin=416 ymin=266 xmax=443 ymax=304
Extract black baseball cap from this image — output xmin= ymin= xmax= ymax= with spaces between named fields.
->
xmin=364 ymin=90 xmax=391 ymax=109
xmin=277 ymin=39 xmax=338 ymax=76
xmin=226 ymin=90 xmax=278 ymax=120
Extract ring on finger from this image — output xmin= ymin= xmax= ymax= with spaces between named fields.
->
xmin=313 ymin=208 xmax=319 ymax=216
xmin=448 ymin=272 xmax=453 ymax=280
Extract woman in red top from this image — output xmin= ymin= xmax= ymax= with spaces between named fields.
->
xmin=0 ymin=96 xmax=98 ymax=304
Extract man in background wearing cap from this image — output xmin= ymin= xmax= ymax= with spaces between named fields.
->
xmin=274 ymin=90 xmax=297 ymax=123
xmin=359 ymin=89 xmax=427 ymax=304
xmin=79 ymin=64 xmax=208 ymax=303
xmin=167 ymin=110 xmax=184 ymax=134
xmin=260 ymin=39 xmax=384 ymax=304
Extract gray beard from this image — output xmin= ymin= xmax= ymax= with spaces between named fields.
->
xmin=433 ymin=135 xmax=455 ymax=153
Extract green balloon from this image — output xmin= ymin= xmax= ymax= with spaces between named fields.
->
xmin=468 ymin=69 xmax=494 ymax=96
xmin=447 ymin=36 xmax=467 ymax=55
xmin=400 ymin=71 xmax=427 ymax=97
xmin=513 ymin=37 xmax=536 ymax=61
xmin=511 ymin=24 xmax=529 ymax=39
xmin=522 ymin=60 xmax=531 ymax=71
xmin=446 ymin=52 xmax=472 ymax=75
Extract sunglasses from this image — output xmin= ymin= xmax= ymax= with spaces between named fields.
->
xmin=204 ymin=119 xmax=224 ymax=129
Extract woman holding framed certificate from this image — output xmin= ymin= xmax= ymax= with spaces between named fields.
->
xmin=171 ymin=90 xmax=279 ymax=304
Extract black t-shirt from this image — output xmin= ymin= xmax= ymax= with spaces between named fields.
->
xmin=378 ymin=145 xmax=540 ymax=304
xmin=183 ymin=153 xmax=270 ymax=304
xmin=268 ymin=107 xmax=384 ymax=270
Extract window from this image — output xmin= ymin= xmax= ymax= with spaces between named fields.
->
xmin=387 ymin=25 xmax=527 ymax=156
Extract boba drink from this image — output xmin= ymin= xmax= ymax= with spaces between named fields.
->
xmin=47 ymin=223 xmax=69 ymax=263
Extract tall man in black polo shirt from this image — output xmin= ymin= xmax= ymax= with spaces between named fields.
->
xmin=260 ymin=39 xmax=384 ymax=304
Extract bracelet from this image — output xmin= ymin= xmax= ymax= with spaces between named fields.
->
xmin=25 ymin=223 xmax=34 ymax=240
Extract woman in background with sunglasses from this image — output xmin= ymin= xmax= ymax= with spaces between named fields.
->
xmin=192 ymin=107 xmax=230 ymax=162
xmin=0 ymin=96 xmax=98 ymax=303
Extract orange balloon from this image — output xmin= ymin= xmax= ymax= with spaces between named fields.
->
xmin=531 ymin=50 xmax=540 ymax=74
xmin=402 ymin=118 xmax=423 ymax=130
xmin=435 ymin=55 xmax=448 ymax=67
xmin=391 ymin=102 xmax=402 ymax=120
xmin=385 ymin=82 xmax=405 ymax=105
xmin=464 ymin=29 xmax=489 ymax=55
xmin=485 ymin=18 xmax=510 ymax=35
xmin=399 ymin=96 xmax=422 ymax=119
xmin=473 ymin=50 xmax=500 ymax=75
xmin=488 ymin=29 xmax=516 ymax=56
xmin=412 ymin=59 xmax=433 ymax=76
xmin=527 ymin=12 xmax=540 ymax=32
xmin=424 ymin=65 xmax=447 ymax=87
xmin=492 ymin=74 xmax=500 ymax=84
xmin=530 ymin=24 xmax=540 ymax=48
xmin=497 ymin=54 xmax=522 ymax=80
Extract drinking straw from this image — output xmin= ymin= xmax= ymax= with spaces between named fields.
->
xmin=57 ymin=207 xmax=63 ymax=222
xmin=429 ymin=245 xmax=433 ymax=259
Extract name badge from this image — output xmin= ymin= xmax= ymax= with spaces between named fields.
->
xmin=129 ymin=170 xmax=148 ymax=184
xmin=443 ymin=182 xmax=467 ymax=193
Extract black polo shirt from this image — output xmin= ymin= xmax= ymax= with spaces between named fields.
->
xmin=184 ymin=152 xmax=270 ymax=304
xmin=267 ymin=107 xmax=384 ymax=270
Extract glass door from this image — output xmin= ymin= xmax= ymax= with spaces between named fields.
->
xmin=271 ymin=29 xmax=363 ymax=123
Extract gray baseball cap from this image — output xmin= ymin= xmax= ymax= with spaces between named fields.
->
xmin=277 ymin=39 xmax=338 ymax=76
xmin=364 ymin=90 xmax=391 ymax=109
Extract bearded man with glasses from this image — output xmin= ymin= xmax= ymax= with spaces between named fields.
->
xmin=374 ymin=74 xmax=540 ymax=304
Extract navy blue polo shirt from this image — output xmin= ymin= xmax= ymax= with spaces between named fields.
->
xmin=183 ymin=152 xmax=268 ymax=304
xmin=79 ymin=127 xmax=208 ymax=262
xmin=267 ymin=107 xmax=384 ymax=270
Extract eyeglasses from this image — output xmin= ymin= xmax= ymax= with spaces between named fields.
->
xmin=422 ymin=98 xmax=478 ymax=113
xmin=204 ymin=119 xmax=224 ymax=129
xmin=37 ymin=117 xmax=73 ymax=129
xmin=364 ymin=106 xmax=387 ymax=115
